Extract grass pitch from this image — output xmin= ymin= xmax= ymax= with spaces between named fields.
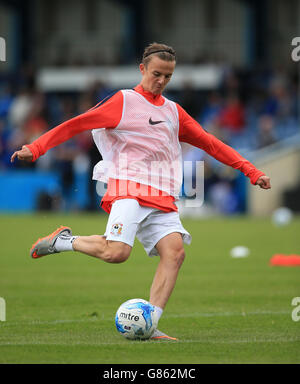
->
xmin=0 ymin=213 xmax=299 ymax=364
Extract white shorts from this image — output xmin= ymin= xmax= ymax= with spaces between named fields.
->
xmin=104 ymin=198 xmax=191 ymax=256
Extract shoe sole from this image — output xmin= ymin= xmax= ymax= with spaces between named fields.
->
xmin=151 ymin=335 xmax=178 ymax=341
xmin=30 ymin=225 xmax=71 ymax=259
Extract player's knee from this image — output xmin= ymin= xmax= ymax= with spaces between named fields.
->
xmin=104 ymin=245 xmax=130 ymax=264
xmin=111 ymin=249 xmax=130 ymax=263
xmin=167 ymin=247 xmax=185 ymax=269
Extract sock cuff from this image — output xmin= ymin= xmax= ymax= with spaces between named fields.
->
xmin=70 ymin=236 xmax=78 ymax=250
xmin=154 ymin=305 xmax=163 ymax=321
xmin=54 ymin=235 xmax=78 ymax=252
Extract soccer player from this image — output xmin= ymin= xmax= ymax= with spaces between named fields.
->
xmin=11 ymin=43 xmax=271 ymax=340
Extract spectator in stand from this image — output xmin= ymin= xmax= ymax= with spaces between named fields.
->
xmin=7 ymin=87 xmax=47 ymax=169
xmin=218 ymin=92 xmax=245 ymax=133
xmin=77 ymin=88 xmax=103 ymax=210
xmin=257 ymin=114 xmax=277 ymax=149
xmin=22 ymin=91 xmax=49 ymax=143
xmin=263 ymin=77 xmax=294 ymax=121
xmin=0 ymin=85 xmax=14 ymax=120
xmin=8 ymin=86 xmax=34 ymax=130
xmin=199 ymin=91 xmax=223 ymax=126
xmin=53 ymin=97 xmax=79 ymax=210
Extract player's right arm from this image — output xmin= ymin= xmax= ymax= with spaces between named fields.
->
xmin=11 ymin=91 xmax=123 ymax=163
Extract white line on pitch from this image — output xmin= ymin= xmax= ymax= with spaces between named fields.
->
xmin=0 ymin=309 xmax=290 ymax=327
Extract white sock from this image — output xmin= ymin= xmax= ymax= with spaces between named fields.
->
xmin=154 ymin=306 xmax=163 ymax=321
xmin=54 ymin=235 xmax=78 ymax=252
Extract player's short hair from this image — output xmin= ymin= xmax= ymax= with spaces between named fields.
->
xmin=142 ymin=42 xmax=176 ymax=67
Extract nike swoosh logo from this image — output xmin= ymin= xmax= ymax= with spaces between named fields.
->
xmin=149 ymin=117 xmax=165 ymax=125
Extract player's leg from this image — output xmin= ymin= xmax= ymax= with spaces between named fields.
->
xmin=73 ymin=199 xmax=152 ymax=263
xmin=72 ymin=235 xmax=131 ymax=263
xmin=149 ymin=232 xmax=185 ymax=310
xmin=137 ymin=210 xmax=190 ymax=310
xmin=149 ymin=232 xmax=185 ymax=341
xmin=30 ymin=199 xmax=152 ymax=263
xmin=136 ymin=209 xmax=191 ymax=340
xmin=30 ymin=225 xmax=131 ymax=263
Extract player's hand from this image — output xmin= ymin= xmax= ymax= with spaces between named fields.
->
xmin=11 ymin=145 xmax=33 ymax=163
xmin=256 ymin=175 xmax=271 ymax=189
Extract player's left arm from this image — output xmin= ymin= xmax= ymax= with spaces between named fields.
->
xmin=177 ymin=104 xmax=271 ymax=189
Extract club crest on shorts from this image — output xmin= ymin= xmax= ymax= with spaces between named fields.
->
xmin=110 ymin=223 xmax=123 ymax=236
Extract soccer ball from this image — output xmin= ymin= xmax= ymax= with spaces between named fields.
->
xmin=115 ymin=298 xmax=158 ymax=340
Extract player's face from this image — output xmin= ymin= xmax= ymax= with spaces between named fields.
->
xmin=139 ymin=56 xmax=176 ymax=95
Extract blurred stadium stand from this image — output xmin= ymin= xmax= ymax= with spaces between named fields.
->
xmin=0 ymin=0 xmax=299 ymax=214
xmin=248 ymin=133 xmax=300 ymax=216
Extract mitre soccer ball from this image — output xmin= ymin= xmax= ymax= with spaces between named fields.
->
xmin=115 ymin=298 xmax=158 ymax=340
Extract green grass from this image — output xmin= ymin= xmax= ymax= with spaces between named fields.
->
xmin=0 ymin=213 xmax=300 ymax=363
